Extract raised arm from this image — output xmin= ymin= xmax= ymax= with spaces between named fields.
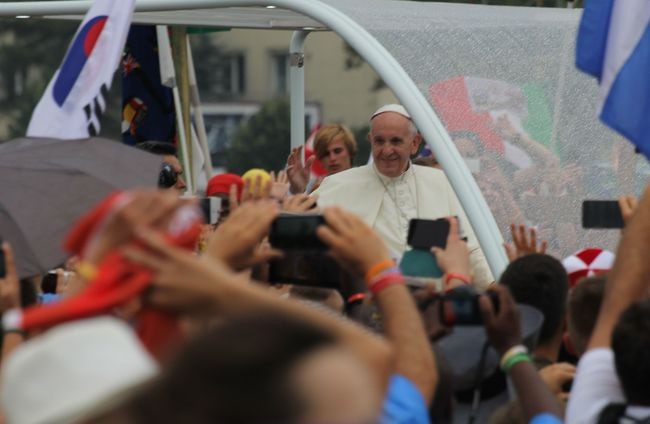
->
xmin=125 ymin=201 xmax=392 ymax=390
xmin=589 ymin=184 xmax=650 ymax=350
xmin=317 ymin=207 xmax=437 ymax=404
xmin=481 ymin=285 xmax=562 ymax=422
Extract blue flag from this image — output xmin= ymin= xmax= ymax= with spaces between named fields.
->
xmin=121 ymin=25 xmax=176 ymax=146
xmin=576 ymin=0 xmax=650 ymax=159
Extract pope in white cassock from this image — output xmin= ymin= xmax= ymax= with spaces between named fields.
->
xmin=313 ymin=104 xmax=494 ymax=289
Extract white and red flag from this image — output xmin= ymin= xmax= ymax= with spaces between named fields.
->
xmin=27 ymin=0 xmax=136 ymax=138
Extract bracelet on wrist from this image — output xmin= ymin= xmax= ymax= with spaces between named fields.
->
xmin=346 ymin=293 xmax=366 ymax=304
xmin=364 ymin=259 xmax=395 ymax=283
xmin=369 ymin=273 xmax=405 ymax=296
xmin=444 ymin=272 xmax=471 ymax=287
xmin=77 ymin=261 xmax=98 ymax=281
xmin=367 ymin=267 xmax=400 ymax=287
xmin=500 ymin=344 xmax=529 ymax=368
xmin=501 ymin=352 xmax=531 ymax=373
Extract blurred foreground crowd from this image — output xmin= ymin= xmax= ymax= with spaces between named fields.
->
xmin=1 ymin=104 xmax=648 ymax=424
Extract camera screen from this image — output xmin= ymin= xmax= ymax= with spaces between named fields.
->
xmin=268 ymin=252 xmax=342 ymax=289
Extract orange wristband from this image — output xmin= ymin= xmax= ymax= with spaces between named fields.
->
xmin=444 ymin=272 xmax=471 ymax=287
xmin=365 ymin=259 xmax=395 ymax=283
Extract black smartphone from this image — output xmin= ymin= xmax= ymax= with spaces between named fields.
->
xmin=582 ymin=200 xmax=624 ymax=229
xmin=268 ymin=252 xmax=342 ymax=289
xmin=199 ymin=197 xmax=221 ymax=225
xmin=0 ymin=237 xmax=5 ymax=278
xmin=408 ymin=218 xmax=451 ymax=250
xmin=439 ymin=291 xmax=499 ymax=326
xmin=269 ymin=214 xmax=327 ymax=251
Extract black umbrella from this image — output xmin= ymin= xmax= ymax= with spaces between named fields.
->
xmin=0 ymin=137 xmax=162 ymax=277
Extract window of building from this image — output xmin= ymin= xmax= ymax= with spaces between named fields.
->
xmin=270 ymin=52 xmax=290 ymax=95
xmin=212 ymin=53 xmax=246 ymax=97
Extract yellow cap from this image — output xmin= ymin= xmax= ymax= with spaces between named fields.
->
xmin=242 ymin=168 xmax=271 ymax=194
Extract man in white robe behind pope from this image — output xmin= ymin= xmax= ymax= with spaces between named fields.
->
xmin=313 ymin=104 xmax=494 ymax=289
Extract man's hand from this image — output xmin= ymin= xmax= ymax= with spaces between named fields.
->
xmin=282 ymin=193 xmax=318 ymax=213
xmin=286 ymin=146 xmax=315 ymax=194
xmin=206 ymin=200 xmax=282 ymax=271
xmin=619 ymin=195 xmax=638 ymax=226
xmin=431 ymin=217 xmax=471 ymax=279
xmin=82 ymin=190 xmax=188 ymax=266
xmin=480 ymin=285 xmax=522 ymax=356
xmin=269 ymin=170 xmax=290 ymax=201
xmin=539 ymin=362 xmax=575 ymax=402
xmin=412 ymin=286 xmax=451 ymax=341
xmin=125 ymin=228 xmax=238 ymax=315
xmin=503 ymin=224 xmax=548 ymax=262
xmin=228 ymin=178 xmax=272 ymax=212
xmin=0 ymin=242 xmax=20 ymax=312
xmin=316 ymin=207 xmax=391 ymax=278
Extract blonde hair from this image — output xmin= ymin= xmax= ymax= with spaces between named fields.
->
xmin=313 ymin=124 xmax=357 ymax=161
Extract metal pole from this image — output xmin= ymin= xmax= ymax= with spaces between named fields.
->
xmin=289 ymin=30 xmax=309 ymax=163
xmin=186 ymin=36 xmax=214 ymax=179
xmin=171 ymin=26 xmax=194 ymax=192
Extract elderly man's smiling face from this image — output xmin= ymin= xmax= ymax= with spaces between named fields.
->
xmin=368 ymin=112 xmax=421 ymax=178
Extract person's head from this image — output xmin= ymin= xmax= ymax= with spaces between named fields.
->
xmin=567 ymin=275 xmax=606 ymax=357
xmin=206 ymin=173 xmax=243 ymax=222
xmin=0 ymin=317 xmax=157 ymax=424
xmin=500 ymin=254 xmax=569 ymax=348
xmin=450 ymin=131 xmax=484 ymax=159
xmin=313 ymin=124 xmax=357 ymax=175
xmin=136 ymin=141 xmax=186 ymax=192
xmin=124 ymin=313 xmax=380 ymax=423
xmin=368 ymin=104 xmax=421 ymax=177
xmin=612 ymin=300 xmax=650 ymax=406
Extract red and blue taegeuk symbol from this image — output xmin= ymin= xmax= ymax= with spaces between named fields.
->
xmin=52 ymin=15 xmax=108 ymax=106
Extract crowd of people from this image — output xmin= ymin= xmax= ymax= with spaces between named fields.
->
xmin=0 ymin=103 xmax=648 ymax=424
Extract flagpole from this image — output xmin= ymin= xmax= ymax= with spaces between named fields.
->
xmin=172 ymin=26 xmax=194 ymax=193
xmin=186 ymin=36 xmax=214 ymax=179
xmin=156 ymin=25 xmax=194 ymax=194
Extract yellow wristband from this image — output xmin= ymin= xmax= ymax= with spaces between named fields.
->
xmin=77 ymin=262 xmax=98 ymax=281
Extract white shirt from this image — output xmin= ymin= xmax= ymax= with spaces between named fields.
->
xmin=373 ymin=164 xmax=418 ymax=259
xmin=566 ymin=348 xmax=650 ymax=424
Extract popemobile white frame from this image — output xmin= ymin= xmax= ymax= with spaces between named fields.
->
xmin=0 ymin=0 xmax=509 ymax=279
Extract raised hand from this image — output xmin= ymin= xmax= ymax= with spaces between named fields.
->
xmin=286 ymin=146 xmax=315 ymax=194
xmin=282 ymin=193 xmax=319 ymax=213
xmin=539 ymin=362 xmax=576 ymax=402
xmin=82 ymin=190 xmax=189 ymax=266
xmin=619 ymin=195 xmax=638 ymax=226
xmin=206 ymin=200 xmax=282 ymax=271
xmin=480 ymin=284 xmax=522 ymax=356
xmin=431 ymin=217 xmax=471 ymax=283
xmin=269 ymin=170 xmax=290 ymax=201
xmin=124 ymin=227 xmax=237 ymax=315
xmin=503 ymin=224 xmax=548 ymax=262
xmin=229 ymin=177 xmax=272 ymax=212
xmin=316 ymin=207 xmax=391 ymax=278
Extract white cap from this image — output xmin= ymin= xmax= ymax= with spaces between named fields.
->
xmin=370 ymin=104 xmax=411 ymax=121
xmin=1 ymin=317 xmax=158 ymax=424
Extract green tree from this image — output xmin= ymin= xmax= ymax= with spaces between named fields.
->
xmin=227 ymin=98 xmax=291 ymax=174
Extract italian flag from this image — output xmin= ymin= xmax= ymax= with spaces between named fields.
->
xmin=429 ymin=76 xmax=555 ymax=168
